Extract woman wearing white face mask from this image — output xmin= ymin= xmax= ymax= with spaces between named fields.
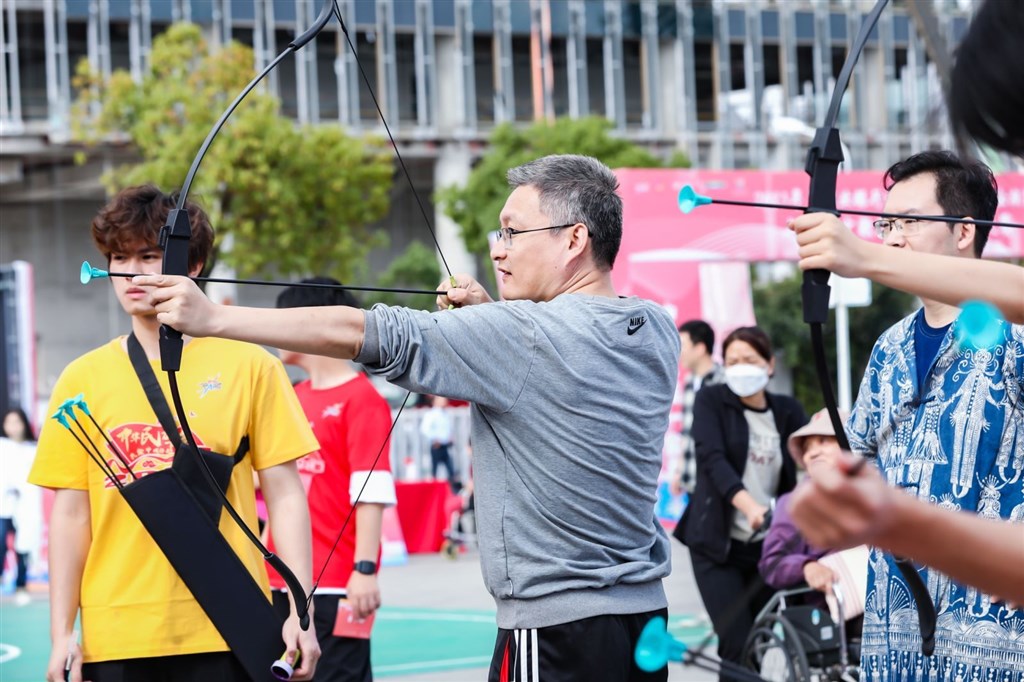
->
xmin=673 ymin=326 xmax=808 ymax=678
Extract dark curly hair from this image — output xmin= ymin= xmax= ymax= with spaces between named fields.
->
xmin=91 ymin=185 xmax=214 ymax=273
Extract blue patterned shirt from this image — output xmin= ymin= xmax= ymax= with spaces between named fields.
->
xmin=849 ymin=310 xmax=1024 ymax=682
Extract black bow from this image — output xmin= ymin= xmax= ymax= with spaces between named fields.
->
xmin=155 ymin=0 xmax=458 ymax=654
xmin=800 ymin=0 xmax=936 ymax=658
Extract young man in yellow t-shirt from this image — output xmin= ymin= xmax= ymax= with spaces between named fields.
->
xmin=30 ymin=186 xmax=321 ymax=681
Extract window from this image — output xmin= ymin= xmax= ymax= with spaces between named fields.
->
xmin=694 ymin=40 xmax=714 ymax=121
xmin=586 ymin=37 xmax=605 ymax=117
xmin=395 ymin=32 xmax=417 ymax=123
xmin=474 ymin=35 xmax=495 ymax=123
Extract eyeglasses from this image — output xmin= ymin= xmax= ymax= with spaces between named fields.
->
xmin=492 ymin=224 xmax=577 ymax=250
xmin=872 ymin=217 xmax=960 ymax=240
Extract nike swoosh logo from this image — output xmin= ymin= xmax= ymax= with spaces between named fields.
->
xmin=627 ymin=316 xmax=647 ymax=335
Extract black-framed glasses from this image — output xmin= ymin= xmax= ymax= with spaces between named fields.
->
xmin=872 ymin=216 xmax=962 ymax=240
xmin=492 ymin=223 xmax=577 ymax=250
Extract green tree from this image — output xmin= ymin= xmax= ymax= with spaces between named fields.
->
xmin=437 ymin=117 xmax=690 ymax=257
xmin=72 ymin=23 xmax=394 ymax=282
xmin=753 ymin=270 xmax=916 ymax=413
xmin=363 ymin=241 xmax=442 ymax=311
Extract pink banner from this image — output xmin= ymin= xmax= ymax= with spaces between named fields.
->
xmin=614 ymin=169 xmax=1024 ymax=266
xmin=611 ymin=168 xmax=1024 ymax=328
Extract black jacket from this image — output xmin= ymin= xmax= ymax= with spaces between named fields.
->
xmin=673 ymin=382 xmax=807 ymax=563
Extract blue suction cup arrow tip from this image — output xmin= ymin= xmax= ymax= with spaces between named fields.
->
xmin=80 ymin=261 xmax=108 ymax=285
xmin=71 ymin=393 xmax=91 ymax=416
xmin=634 ymin=616 xmax=687 ymax=673
xmin=678 ymin=185 xmax=713 ymax=215
xmin=956 ymin=300 xmax=1005 ymax=350
xmin=50 ymin=409 xmax=70 ymax=429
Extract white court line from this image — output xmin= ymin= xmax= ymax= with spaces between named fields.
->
xmin=375 ymin=656 xmax=492 ymax=673
xmin=0 ymin=643 xmax=22 ymax=664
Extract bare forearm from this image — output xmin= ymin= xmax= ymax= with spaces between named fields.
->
xmin=48 ymin=490 xmax=90 ymax=640
xmin=210 ymin=304 xmax=367 ymax=359
xmin=862 ymin=245 xmax=1024 ymax=323
xmin=262 ymin=466 xmax=314 ymax=613
xmin=879 ymin=492 xmax=1024 ymax=602
xmin=267 ymin=496 xmax=314 ymax=598
xmin=353 ymin=504 xmax=384 ymax=563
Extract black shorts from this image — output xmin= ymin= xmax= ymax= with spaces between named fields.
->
xmin=488 ymin=609 xmax=669 ymax=682
xmin=81 ymin=651 xmax=247 ymax=682
xmin=272 ymin=590 xmax=372 ymax=682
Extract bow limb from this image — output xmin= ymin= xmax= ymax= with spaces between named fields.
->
xmin=154 ymin=3 xmax=338 ymax=633
xmin=158 ymin=0 xmax=458 ymax=626
xmin=802 ymin=0 xmax=889 ymax=448
xmin=802 ymin=0 xmax=937 ymax=658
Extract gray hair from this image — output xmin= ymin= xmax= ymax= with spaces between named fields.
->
xmin=506 ymin=154 xmax=623 ymax=270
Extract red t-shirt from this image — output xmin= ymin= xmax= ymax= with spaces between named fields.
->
xmin=268 ymin=374 xmax=393 ymax=590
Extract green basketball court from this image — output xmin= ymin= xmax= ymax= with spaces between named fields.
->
xmin=0 ymin=598 xmax=710 ymax=680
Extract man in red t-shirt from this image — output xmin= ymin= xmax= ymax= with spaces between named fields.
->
xmin=268 ymin=279 xmax=397 ymax=682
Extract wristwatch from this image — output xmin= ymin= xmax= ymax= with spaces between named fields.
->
xmin=353 ymin=560 xmax=378 ymax=576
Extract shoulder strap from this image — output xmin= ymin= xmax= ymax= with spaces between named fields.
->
xmin=127 ymin=333 xmax=183 ymax=449
xmin=233 ymin=436 xmax=249 ymax=463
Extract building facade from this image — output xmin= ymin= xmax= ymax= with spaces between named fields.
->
xmin=0 ymin=0 xmax=982 ymax=397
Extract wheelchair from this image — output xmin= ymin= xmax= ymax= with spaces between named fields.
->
xmin=741 ymin=584 xmax=861 ymax=682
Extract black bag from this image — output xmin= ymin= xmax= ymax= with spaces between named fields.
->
xmin=121 ymin=333 xmax=283 ymax=681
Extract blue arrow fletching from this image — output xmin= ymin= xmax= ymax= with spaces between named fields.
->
xmin=58 ymin=399 xmax=80 ymax=421
xmin=634 ymin=616 xmax=688 ymax=672
xmin=678 ymin=185 xmax=713 ymax=215
xmin=80 ymin=261 xmax=108 ymax=285
xmin=75 ymin=396 xmax=92 ymax=417
xmin=956 ymin=300 xmax=1005 ymax=350
xmin=50 ymin=409 xmax=71 ymax=429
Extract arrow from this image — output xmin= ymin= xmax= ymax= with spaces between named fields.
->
xmin=65 ymin=395 xmax=138 ymax=481
xmin=633 ymin=617 xmax=766 ymax=681
xmin=79 ymin=261 xmax=446 ymax=297
xmin=677 ymin=185 xmax=1024 ymax=229
xmin=956 ymin=300 xmax=1006 ymax=350
xmin=50 ymin=408 xmax=123 ymax=489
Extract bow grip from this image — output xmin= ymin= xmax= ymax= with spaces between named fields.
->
xmin=159 ymin=208 xmax=193 ymax=372
xmin=802 ymin=125 xmax=845 ymax=326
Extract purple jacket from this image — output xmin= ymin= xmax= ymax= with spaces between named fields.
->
xmin=758 ymin=492 xmax=829 ymax=589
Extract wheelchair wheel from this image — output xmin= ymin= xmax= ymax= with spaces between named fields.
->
xmin=742 ymin=613 xmax=813 ymax=682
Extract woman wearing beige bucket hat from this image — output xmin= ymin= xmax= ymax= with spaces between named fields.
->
xmin=758 ymin=409 xmax=849 ymax=596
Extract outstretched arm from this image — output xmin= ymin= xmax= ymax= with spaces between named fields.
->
xmin=135 ymin=275 xmax=367 ymax=358
xmin=789 ymin=213 xmax=1024 ymax=323
xmin=789 ymin=452 xmax=1024 ymax=604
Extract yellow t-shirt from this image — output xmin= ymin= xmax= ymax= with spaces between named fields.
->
xmin=30 ymin=336 xmax=319 ymax=662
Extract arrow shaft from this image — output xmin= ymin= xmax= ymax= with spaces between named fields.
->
xmin=63 ymin=425 xmax=123 ymax=489
xmin=709 ymin=196 xmax=1024 ymax=229
xmin=82 ymin=411 xmax=138 ymax=481
xmin=102 ymin=271 xmax=445 ymax=297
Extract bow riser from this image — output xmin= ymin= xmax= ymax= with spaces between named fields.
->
xmin=159 ymin=208 xmax=193 ymax=372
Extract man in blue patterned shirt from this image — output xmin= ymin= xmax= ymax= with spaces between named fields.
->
xmin=848 ymin=151 xmax=1024 ymax=682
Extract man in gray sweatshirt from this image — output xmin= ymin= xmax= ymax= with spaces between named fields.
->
xmin=141 ymin=154 xmax=680 ymax=681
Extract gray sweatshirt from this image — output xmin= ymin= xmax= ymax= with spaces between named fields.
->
xmin=355 ymin=293 xmax=679 ymax=629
